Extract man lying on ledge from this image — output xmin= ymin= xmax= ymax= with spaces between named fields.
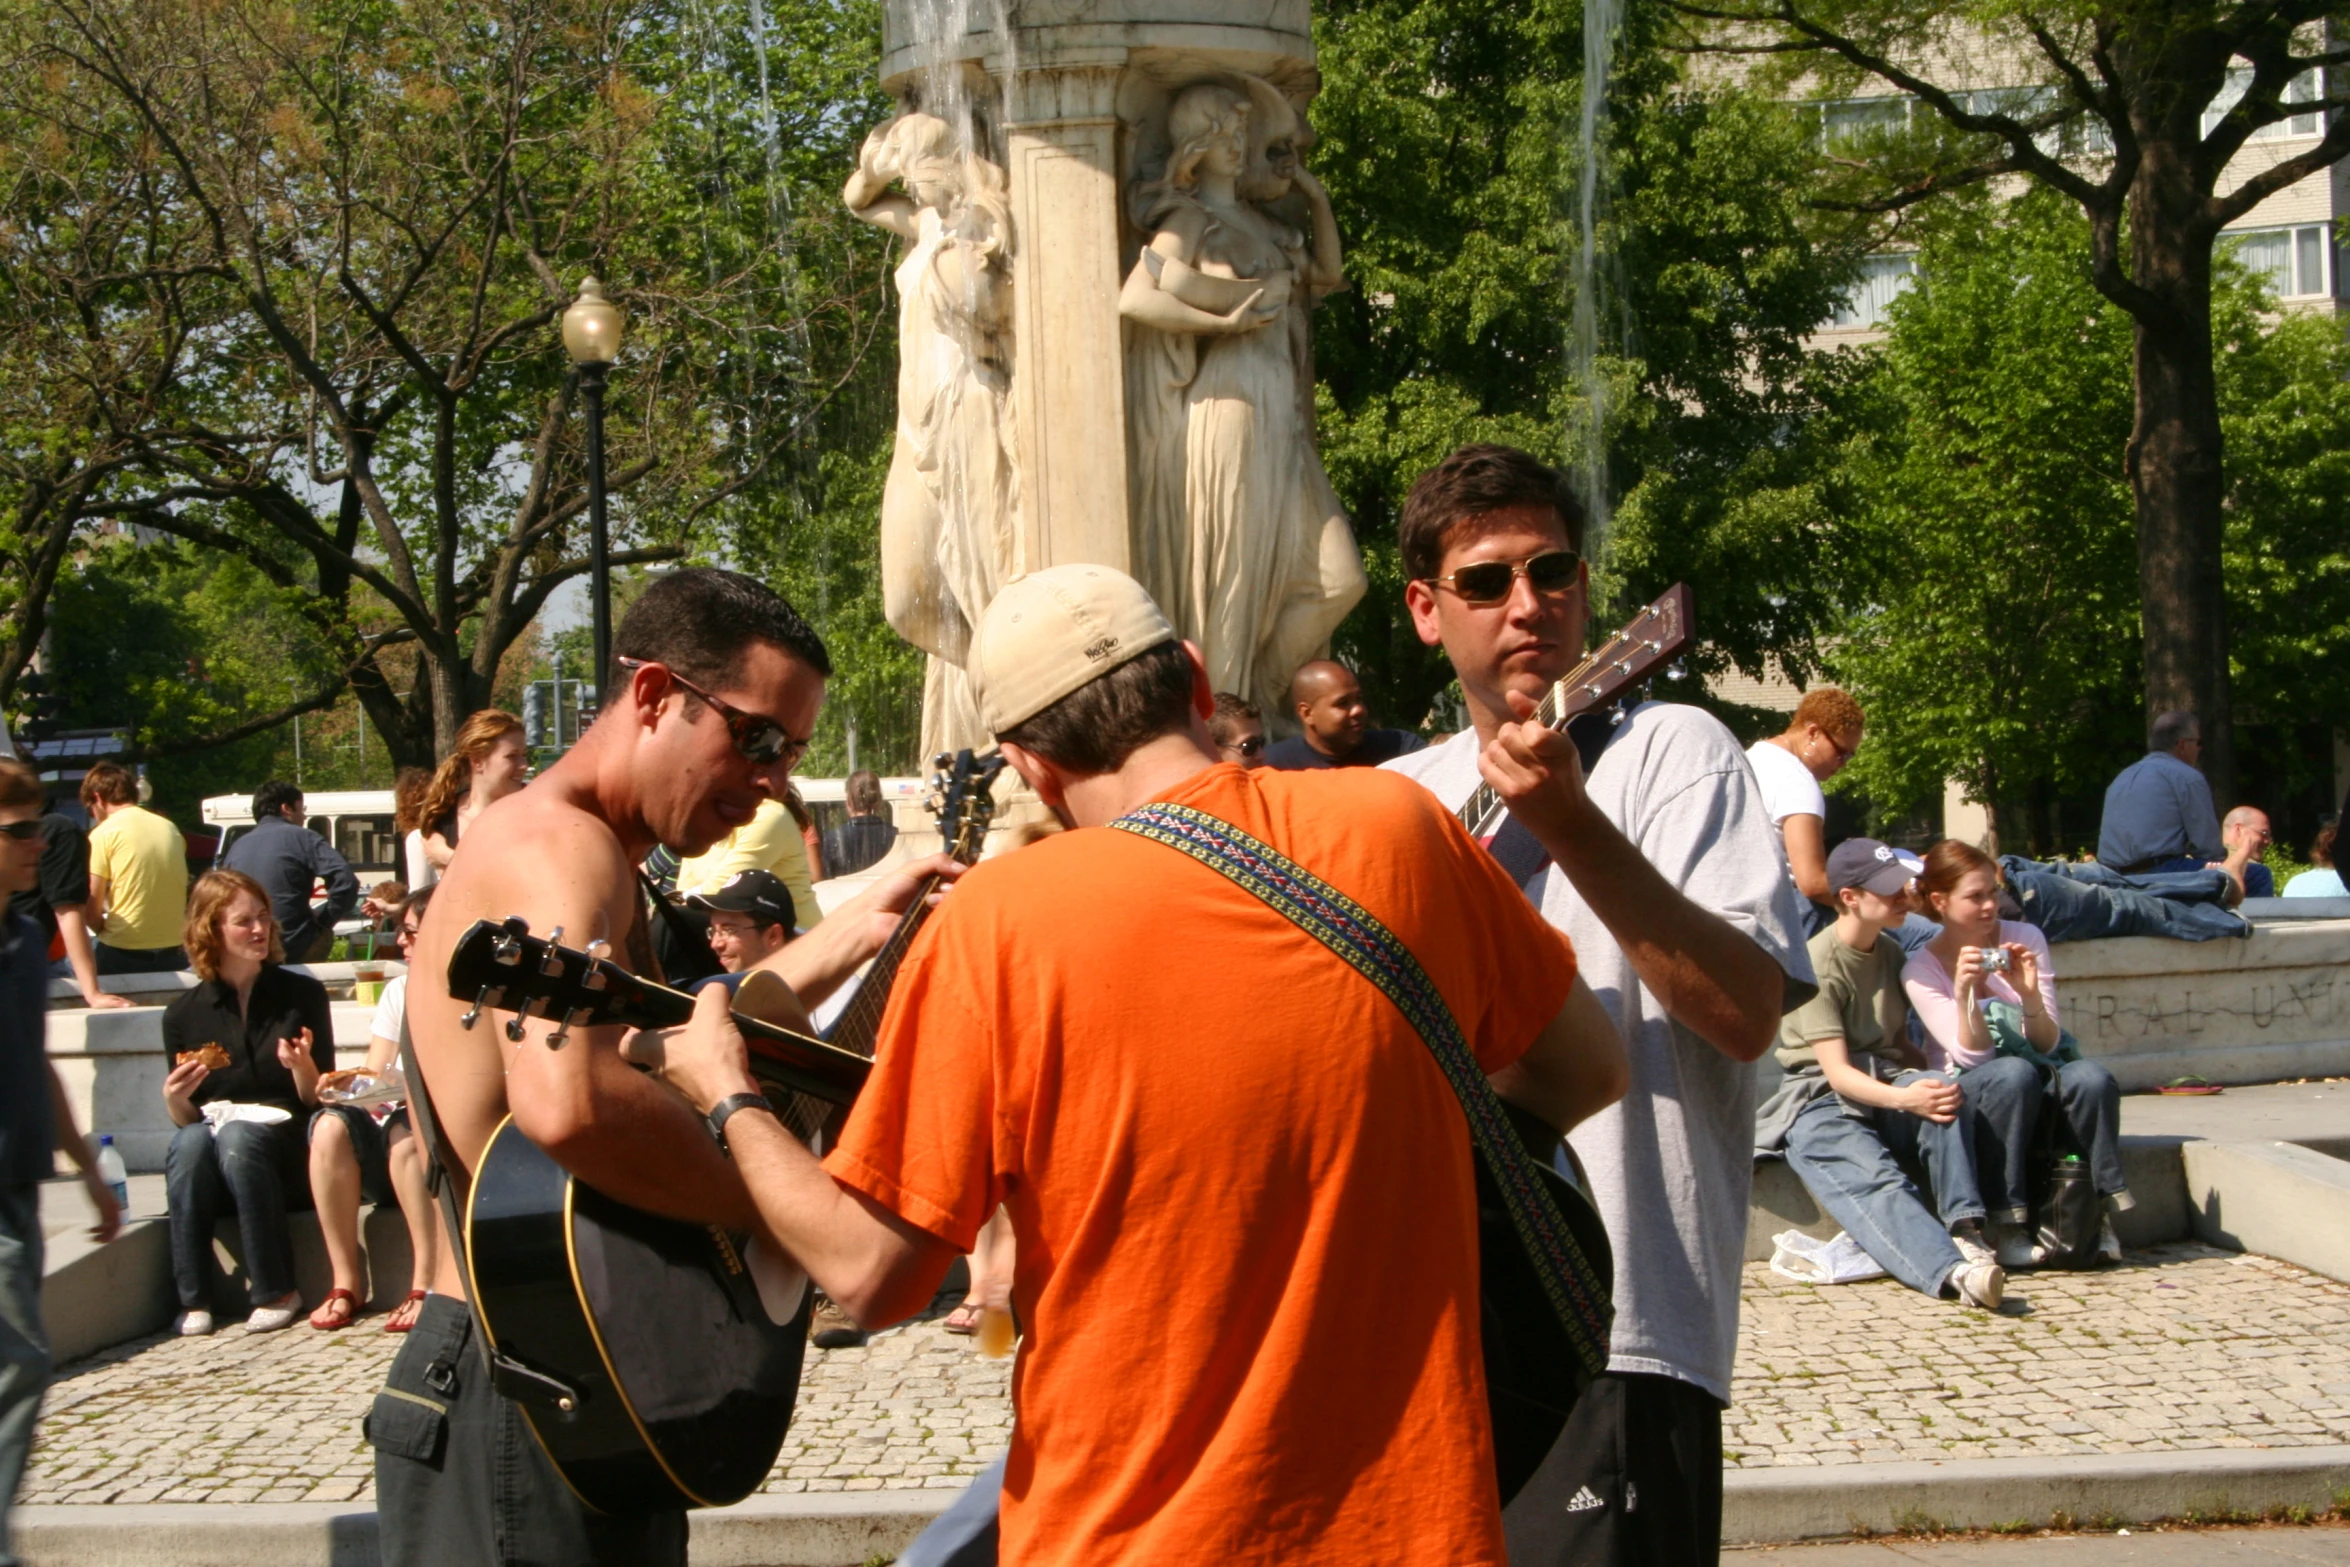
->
xmin=654 ymin=563 xmax=1628 ymax=1567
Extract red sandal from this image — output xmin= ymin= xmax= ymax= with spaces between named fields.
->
xmin=384 ymin=1290 xmax=428 ymax=1334
xmin=308 ymin=1288 xmax=360 ymax=1331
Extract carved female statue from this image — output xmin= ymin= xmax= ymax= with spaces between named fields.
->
xmin=844 ymin=112 xmax=1019 ymax=756
xmin=1121 ymin=80 xmax=1364 ymax=719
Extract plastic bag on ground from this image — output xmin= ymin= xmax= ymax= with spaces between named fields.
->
xmin=1769 ymin=1228 xmax=1889 ymax=1285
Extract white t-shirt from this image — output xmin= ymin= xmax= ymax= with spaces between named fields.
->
xmin=369 ymin=974 xmax=408 ymax=1044
xmin=404 ymin=830 xmax=437 ymax=891
xmin=1744 ymin=738 xmax=1827 ymax=825
xmin=1387 ymin=703 xmax=1814 ymax=1401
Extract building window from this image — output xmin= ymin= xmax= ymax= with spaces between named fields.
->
xmin=2225 ymin=224 xmax=2335 ymax=298
xmin=1811 ymin=96 xmax=1911 ymax=149
xmin=2202 ymin=66 xmax=2326 ymax=140
xmin=1827 ymin=254 xmax=1918 ymax=329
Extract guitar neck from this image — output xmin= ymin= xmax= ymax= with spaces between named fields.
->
xmin=1455 ymin=651 xmax=1603 ymax=840
xmin=821 ymin=871 xmax=945 ymax=1060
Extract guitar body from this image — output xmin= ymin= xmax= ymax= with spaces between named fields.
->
xmin=465 ymin=1118 xmax=811 ymax=1511
xmin=427 ymin=750 xmax=1011 ymax=1515
xmin=1479 ymin=1152 xmax=1613 ymax=1506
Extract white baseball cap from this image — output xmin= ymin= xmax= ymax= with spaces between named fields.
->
xmin=969 ymin=564 xmax=1178 ymax=734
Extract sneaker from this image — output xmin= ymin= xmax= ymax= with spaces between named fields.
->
xmin=1988 ymin=1221 xmax=2045 ymax=1270
xmin=2097 ymin=1216 xmax=2124 ymax=1264
xmin=1951 ymin=1261 xmax=2006 ymax=1311
xmin=174 ymin=1310 xmax=214 ymax=1337
xmin=1949 ymin=1222 xmax=1996 ymax=1269
xmin=810 ymin=1295 xmax=868 ymax=1350
xmin=245 ymin=1293 xmax=302 ymax=1334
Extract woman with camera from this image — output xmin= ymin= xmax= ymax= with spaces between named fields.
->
xmin=1902 ymin=840 xmax=2129 ymax=1265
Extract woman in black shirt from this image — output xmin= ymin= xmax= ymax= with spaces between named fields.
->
xmin=160 ymin=870 xmax=334 ymax=1336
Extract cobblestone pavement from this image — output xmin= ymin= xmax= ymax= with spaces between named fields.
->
xmin=22 ymin=1242 xmax=2350 ymax=1503
xmin=1728 ymin=1242 xmax=2350 ymax=1467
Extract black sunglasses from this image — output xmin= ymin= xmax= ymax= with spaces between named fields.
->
xmin=1224 ymin=735 xmax=1266 ymax=758
xmin=616 ymin=657 xmax=811 ymax=770
xmin=1426 ymin=548 xmax=1581 ymax=606
xmin=0 ymin=820 xmax=39 ymax=842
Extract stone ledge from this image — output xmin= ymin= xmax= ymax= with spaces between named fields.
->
xmin=17 ymin=1452 xmax=2350 ymax=1561
xmin=1718 ymin=1444 xmax=2350 ymax=1544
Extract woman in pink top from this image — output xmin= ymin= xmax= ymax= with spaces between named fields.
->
xmin=1902 ymin=841 xmax=2129 ymax=1264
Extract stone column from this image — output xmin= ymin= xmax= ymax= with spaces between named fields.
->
xmin=1003 ymin=59 xmax=1132 ymax=574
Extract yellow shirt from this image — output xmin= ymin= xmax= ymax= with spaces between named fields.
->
xmin=674 ymin=798 xmax=822 ymax=931
xmin=88 ymin=804 xmax=189 ymax=952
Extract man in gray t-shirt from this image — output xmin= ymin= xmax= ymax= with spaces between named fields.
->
xmin=1382 ymin=444 xmax=1811 ymax=1567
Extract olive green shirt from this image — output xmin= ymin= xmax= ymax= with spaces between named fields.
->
xmin=1775 ymin=925 xmax=1910 ymax=1073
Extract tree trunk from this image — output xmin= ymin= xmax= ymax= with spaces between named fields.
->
xmin=2126 ymin=164 xmax=2235 ymax=804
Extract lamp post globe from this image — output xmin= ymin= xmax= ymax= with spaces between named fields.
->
xmin=564 ymin=277 xmax=625 ymax=702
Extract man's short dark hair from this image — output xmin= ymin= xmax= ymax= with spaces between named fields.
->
xmin=608 ymin=567 xmax=832 ymax=701
xmin=1398 ymin=444 xmax=1587 ymax=583
xmin=79 ymin=762 xmax=137 ymax=809
xmin=1208 ymin=691 xmax=1259 ymax=747
xmin=252 ymin=780 xmax=303 ymax=821
xmin=2150 ymin=710 xmax=2200 ymax=751
xmin=999 ymin=642 xmax=1195 ymax=776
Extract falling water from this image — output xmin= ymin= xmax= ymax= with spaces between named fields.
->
xmin=1569 ymin=0 xmax=1623 ymax=587
xmin=894 ymin=0 xmax=1016 ymax=170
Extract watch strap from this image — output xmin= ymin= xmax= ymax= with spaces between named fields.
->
xmin=706 ymin=1092 xmax=775 ymax=1154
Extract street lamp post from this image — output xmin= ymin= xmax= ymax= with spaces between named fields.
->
xmin=561 ymin=277 xmax=626 ymax=694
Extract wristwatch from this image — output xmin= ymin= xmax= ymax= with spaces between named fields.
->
xmin=705 ymin=1092 xmax=775 ymax=1156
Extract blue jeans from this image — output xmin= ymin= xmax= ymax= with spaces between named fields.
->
xmin=0 ymin=1184 xmax=45 ymax=1567
xmin=165 ymin=1119 xmax=304 ymax=1309
xmin=1782 ymin=1072 xmax=1986 ymax=1297
xmin=898 ymin=1451 xmax=1004 ymax=1567
xmin=1958 ymin=1056 xmax=2127 ymax=1213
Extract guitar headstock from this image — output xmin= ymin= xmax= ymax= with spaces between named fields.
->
xmin=446 ymin=915 xmax=641 ymax=1049
xmin=1552 ymin=582 xmax=1695 ymax=723
xmin=926 ymin=748 xmax=1008 ymax=866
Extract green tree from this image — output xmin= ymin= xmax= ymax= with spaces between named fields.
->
xmin=1674 ymin=0 xmax=2350 ymax=802
xmin=1306 ymin=0 xmax=1856 ymax=729
xmin=1827 ymin=190 xmax=2142 ymax=854
xmin=9 ymin=0 xmax=891 ymax=761
xmin=1827 ymin=189 xmax=2350 ymax=852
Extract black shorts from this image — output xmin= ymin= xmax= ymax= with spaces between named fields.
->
xmin=1502 ymin=1371 xmax=1726 ymax=1567
xmin=369 ymin=1294 xmax=686 ymax=1567
xmin=307 ymin=1105 xmax=399 ymax=1205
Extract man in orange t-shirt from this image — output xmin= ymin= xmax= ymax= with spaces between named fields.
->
xmin=658 ymin=564 xmax=1627 ymax=1566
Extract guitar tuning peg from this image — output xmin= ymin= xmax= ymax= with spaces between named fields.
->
xmin=505 ymin=995 xmax=544 ymax=1043
xmin=545 ymin=1007 xmax=588 ymax=1051
xmin=582 ymin=936 xmax=611 ymax=963
xmin=460 ymin=984 xmax=494 ymax=1030
xmin=1666 ymin=660 xmax=1688 ymax=682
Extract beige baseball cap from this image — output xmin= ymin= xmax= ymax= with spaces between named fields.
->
xmin=970 ymin=564 xmax=1178 ymax=734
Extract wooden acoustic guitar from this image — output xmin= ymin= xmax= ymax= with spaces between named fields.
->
xmin=438 ymin=749 xmax=1007 ymax=1514
xmin=1468 ymin=583 xmax=1693 ymax=1505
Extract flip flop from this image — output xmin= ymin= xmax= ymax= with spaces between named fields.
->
xmin=384 ymin=1290 xmax=428 ymax=1334
xmin=2156 ymin=1075 xmax=2224 ymax=1095
xmin=941 ymin=1302 xmax=984 ymax=1336
xmin=308 ymin=1288 xmax=361 ymax=1331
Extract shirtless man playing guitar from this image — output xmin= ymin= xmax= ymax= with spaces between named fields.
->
xmin=373 ymin=568 xmax=959 ymax=1567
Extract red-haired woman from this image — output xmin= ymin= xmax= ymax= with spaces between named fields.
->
xmin=1903 ymin=841 xmax=2128 ymax=1264
xmin=418 ymin=710 xmax=529 ymax=875
xmin=160 ymin=871 xmax=334 ymax=1335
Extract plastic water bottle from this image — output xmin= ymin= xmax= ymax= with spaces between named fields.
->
xmin=97 ymin=1135 xmax=129 ymax=1215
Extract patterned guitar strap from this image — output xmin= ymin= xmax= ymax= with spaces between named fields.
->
xmin=1111 ymin=802 xmax=1611 ymax=1378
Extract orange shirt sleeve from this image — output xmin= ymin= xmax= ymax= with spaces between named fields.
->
xmin=822 ymin=911 xmax=1004 ymax=1253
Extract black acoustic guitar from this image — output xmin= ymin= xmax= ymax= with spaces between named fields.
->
xmin=441 ymin=749 xmax=1007 ymax=1513
xmin=1469 ymin=584 xmax=1692 ymax=1505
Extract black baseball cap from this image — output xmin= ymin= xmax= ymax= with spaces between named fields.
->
xmin=1826 ymin=838 xmax=1924 ymax=896
xmin=686 ymin=869 xmax=795 ymax=928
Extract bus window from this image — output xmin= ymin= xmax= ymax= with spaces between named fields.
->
xmin=333 ymin=814 xmax=401 ymax=876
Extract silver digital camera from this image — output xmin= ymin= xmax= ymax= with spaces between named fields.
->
xmin=1977 ymin=946 xmax=2009 ymax=974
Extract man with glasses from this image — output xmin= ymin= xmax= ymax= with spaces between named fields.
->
xmin=377 ymin=568 xmax=962 ymax=1567
xmin=1208 ymin=692 xmax=1269 ymax=769
xmin=1382 ymin=444 xmax=1810 ymax=1567
xmin=1745 ymin=689 xmax=1868 ymax=936
xmin=1262 ymin=660 xmax=1426 ymax=770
